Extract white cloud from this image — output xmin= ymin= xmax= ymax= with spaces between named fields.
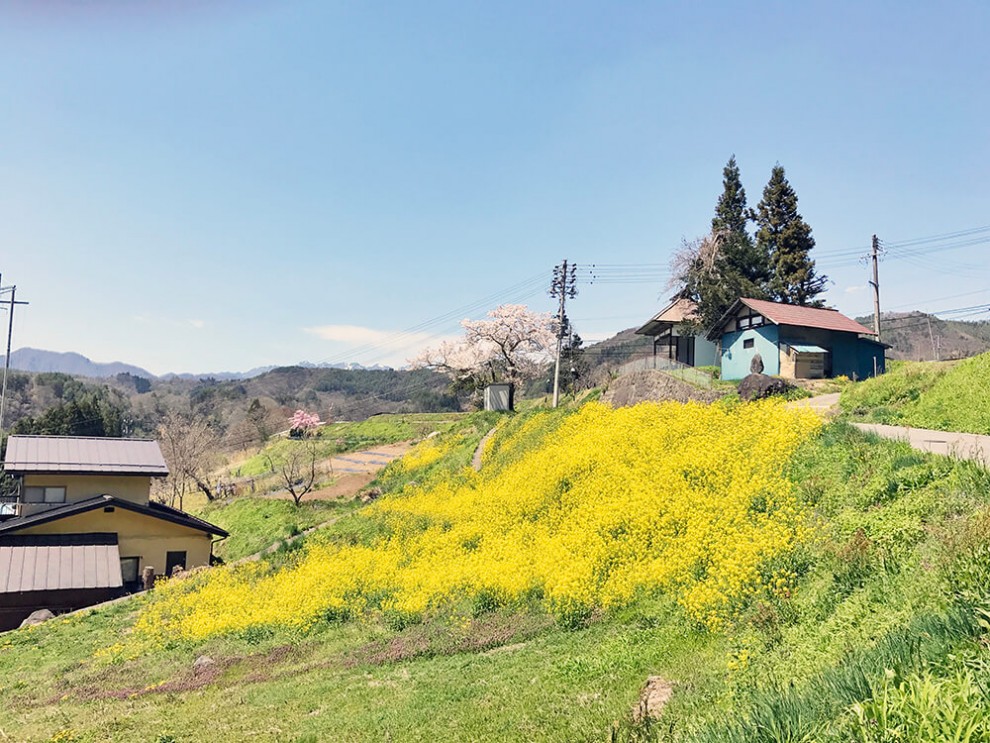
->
xmin=189 ymin=319 xmax=205 ymax=329
xmin=305 ymin=324 xmax=404 ymax=345
xmin=844 ymin=285 xmax=869 ymax=295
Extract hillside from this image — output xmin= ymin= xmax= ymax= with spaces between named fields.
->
xmin=3 ymin=366 xmax=462 ymax=445
xmin=3 ymin=397 xmax=989 ymax=741
xmin=857 ymin=312 xmax=990 ymax=361
xmin=840 ymin=351 xmax=990 ymax=433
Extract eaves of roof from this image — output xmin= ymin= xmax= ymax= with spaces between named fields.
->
xmin=0 ymin=495 xmax=229 ymax=538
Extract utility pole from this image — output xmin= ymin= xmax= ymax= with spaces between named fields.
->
xmin=549 ymin=259 xmax=577 ymax=408
xmin=870 ymin=234 xmax=882 ymax=341
xmin=927 ymin=315 xmax=939 ymax=362
xmin=0 ymin=281 xmax=29 ymax=436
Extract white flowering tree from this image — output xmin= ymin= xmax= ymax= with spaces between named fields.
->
xmin=412 ymin=304 xmax=557 ymax=387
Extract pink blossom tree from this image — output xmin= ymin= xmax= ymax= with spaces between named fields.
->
xmin=412 ymin=304 xmax=556 ymax=386
xmin=289 ymin=409 xmax=322 ymax=438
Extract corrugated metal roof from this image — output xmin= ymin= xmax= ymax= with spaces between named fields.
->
xmin=738 ymin=298 xmax=876 ymax=336
xmin=0 ymin=534 xmax=122 ymax=593
xmin=787 ymin=343 xmax=828 ymax=354
xmin=4 ymin=436 xmax=169 ymax=476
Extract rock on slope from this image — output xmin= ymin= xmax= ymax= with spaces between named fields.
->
xmin=601 ymin=370 xmax=720 ymax=408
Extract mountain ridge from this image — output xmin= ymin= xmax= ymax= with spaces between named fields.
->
xmin=2 ymin=348 xmax=393 ymax=381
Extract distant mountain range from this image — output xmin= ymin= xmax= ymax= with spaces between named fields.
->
xmin=1 ymin=348 xmax=157 ymax=379
xmin=1 ymin=348 xmax=392 ymax=381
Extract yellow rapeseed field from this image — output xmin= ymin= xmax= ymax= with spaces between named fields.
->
xmin=134 ymin=400 xmax=820 ymax=644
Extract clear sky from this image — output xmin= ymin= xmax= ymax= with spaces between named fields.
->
xmin=2 ymin=1 xmax=988 ymax=375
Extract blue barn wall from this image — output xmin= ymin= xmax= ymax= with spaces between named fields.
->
xmin=720 ymin=323 xmax=886 ymax=381
xmin=721 ymin=325 xmax=780 ymax=380
xmin=779 ymin=327 xmax=886 ymax=380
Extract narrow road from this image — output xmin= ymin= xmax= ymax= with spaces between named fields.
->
xmin=791 ymin=393 xmax=990 ymax=466
xmin=265 ymin=441 xmax=412 ymax=502
xmin=851 ymin=422 xmax=990 ymax=467
xmin=788 ymin=392 xmax=841 ymax=415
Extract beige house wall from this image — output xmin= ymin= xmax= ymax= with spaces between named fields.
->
xmin=22 ymin=473 xmax=153 ymax=507
xmin=18 ymin=508 xmax=214 ymax=574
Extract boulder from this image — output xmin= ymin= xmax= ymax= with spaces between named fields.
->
xmin=192 ymin=655 xmax=216 ymax=674
xmin=602 ymin=370 xmax=720 ymax=408
xmin=737 ymin=373 xmax=794 ymax=401
xmin=19 ymin=609 xmax=55 ymax=628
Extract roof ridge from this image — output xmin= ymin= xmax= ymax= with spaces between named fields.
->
xmin=6 ymin=434 xmax=157 ymax=442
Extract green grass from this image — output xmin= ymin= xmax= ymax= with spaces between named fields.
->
xmin=234 ymin=413 xmax=469 ymax=478
xmin=841 ymin=352 xmax=990 ymax=433
xmin=194 ymin=498 xmax=357 ymax=561
xmin=3 ymin=415 xmax=990 ymax=742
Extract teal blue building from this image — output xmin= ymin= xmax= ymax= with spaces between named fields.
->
xmin=709 ymin=298 xmax=887 ymax=381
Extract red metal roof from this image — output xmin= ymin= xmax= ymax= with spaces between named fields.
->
xmin=736 ymin=298 xmax=876 ymax=335
xmin=4 ymin=436 xmax=169 ymax=476
xmin=0 ymin=534 xmax=123 ymax=593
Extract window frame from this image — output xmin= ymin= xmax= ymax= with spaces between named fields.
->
xmin=23 ymin=486 xmax=67 ymax=504
xmin=120 ymin=556 xmax=141 ymax=585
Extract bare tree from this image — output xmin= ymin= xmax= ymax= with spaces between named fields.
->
xmin=156 ymin=411 xmax=221 ymax=506
xmin=265 ymin=438 xmax=328 ymax=506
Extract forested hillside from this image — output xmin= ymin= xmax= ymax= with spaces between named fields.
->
xmin=2 ymin=366 xmax=460 ymax=447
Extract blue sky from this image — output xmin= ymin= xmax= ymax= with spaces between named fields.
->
xmin=1 ymin=1 xmax=988 ymax=375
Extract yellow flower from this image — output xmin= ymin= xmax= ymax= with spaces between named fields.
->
xmin=127 ymin=400 xmax=821 ymax=645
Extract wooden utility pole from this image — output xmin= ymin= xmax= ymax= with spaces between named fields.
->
xmin=549 ymin=259 xmax=577 ymax=408
xmin=870 ymin=235 xmax=882 ymax=341
xmin=0 ymin=282 xmax=29 ymax=436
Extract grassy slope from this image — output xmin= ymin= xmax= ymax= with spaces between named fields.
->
xmin=3 ymin=408 xmax=990 ymax=742
xmin=184 ymin=413 xmax=478 ymax=562
xmin=234 ymin=413 xmax=465 ymax=478
xmin=840 ymin=352 xmax=990 ymax=433
xmin=198 ymin=499 xmax=355 ymax=562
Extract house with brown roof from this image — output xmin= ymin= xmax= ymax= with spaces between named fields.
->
xmin=634 ymin=298 xmax=718 ymax=368
xmin=708 ymin=298 xmax=887 ymax=381
xmin=0 ymin=435 xmax=227 ymax=630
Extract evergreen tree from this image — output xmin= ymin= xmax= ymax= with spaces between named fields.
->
xmin=755 ymin=165 xmax=828 ymax=305
xmin=679 ymin=156 xmax=769 ymax=331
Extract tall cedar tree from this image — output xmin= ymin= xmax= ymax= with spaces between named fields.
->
xmin=755 ymin=165 xmax=828 ymax=305
xmin=683 ymin=156 xmax=770 ymax=330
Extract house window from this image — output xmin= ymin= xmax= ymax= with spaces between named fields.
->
xmin=23 ymin=486 xmax=66 ymax=504
xmin=743 ymin=338 xmax=755 ymax=349
xmin=737 ymin=314 xmax=765 ymax=330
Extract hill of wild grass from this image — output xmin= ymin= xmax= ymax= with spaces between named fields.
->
xmin=840 ymin=352 xmax=990 ymax=433
xmin=2 ymin=400 xmax=990 ymax=742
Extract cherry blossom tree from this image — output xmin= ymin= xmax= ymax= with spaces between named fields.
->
xmin=412 ymin=304 xmax=556 ymax=386
xmin=289 ymin=409 xmax=322 ymax=438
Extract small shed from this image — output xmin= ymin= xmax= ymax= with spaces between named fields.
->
xmin=709 ymin=298 xmax=887 ymax=381
xmin=484 ymin=384 xmax=514 ymax=411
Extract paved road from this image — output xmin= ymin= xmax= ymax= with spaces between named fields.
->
xmin=851 ymin=422 xmax=990 ymax=466
xmin=788 ymin=392 xmax=841 ymax=414
xmin=792 ymin=393 xmax=990 ymax=466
